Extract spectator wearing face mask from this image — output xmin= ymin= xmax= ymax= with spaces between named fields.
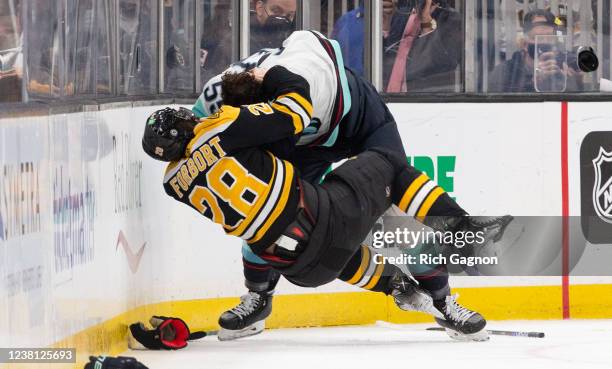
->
xmin=251 ymin=0 xmax=296 ymax=51
xmin=488 ymin=9 xmax=583 ymax=93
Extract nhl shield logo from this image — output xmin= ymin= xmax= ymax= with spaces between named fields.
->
xmin=592 ymin=147 xmax=612 ymax=224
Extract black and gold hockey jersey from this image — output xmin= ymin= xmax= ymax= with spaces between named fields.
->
xmin=163 ymin=66 xmax=313 ymax=253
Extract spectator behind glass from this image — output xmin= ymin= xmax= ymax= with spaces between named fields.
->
xmin=0 ymin=0 xmax=22 ymax=103
xmin=251 ymin=0 xmax=295 ymax=50
xmin=332 ymin=0 xmax=462 ymax=92
xmin=200 ymin=0 xmax=296 ymax=84
xmin=330 ymin=2 xmax=366 ymax=76
xmin=118 ymin=0 xmax=155 ymax=94
xmin=164 ymin=0 xmax=193 ymax=91
xmin=199 ymin=1 xmax=232 ymax=84
xmin=488 ymin=9 xmax=583 ymax=93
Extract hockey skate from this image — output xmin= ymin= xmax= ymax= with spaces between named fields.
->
xmin=463 ymin=215 xmax=514 ymax=247
xmin=430 ymin=215 xmax=514 ymax=248
xmin=217 ymin=290 xmax=273 ymax=341
xmin=433 ymin=294 xmax=489 ymax=341
xmin=389 ymin=272 xmax=443 ymax=318
xmin=389 ymin=273 xmax=487 ymax=341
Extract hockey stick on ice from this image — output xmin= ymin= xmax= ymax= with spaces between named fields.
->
xmin=426 ymin=326 xmax=545 ymax=338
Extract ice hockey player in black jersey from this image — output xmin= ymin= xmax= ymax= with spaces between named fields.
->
xmin=143 ymin=65 xmax=512 ymax=342
xmin=193 ymin=30 xmax=512 ymax=342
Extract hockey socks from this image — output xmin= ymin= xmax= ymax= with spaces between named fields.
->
xmin=339 ymin=245 xmax=400 ymax=294
xmin=393 ymin=170 xmax=466 ymax=226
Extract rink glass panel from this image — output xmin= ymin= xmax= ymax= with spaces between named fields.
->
xmin=63 ymin=0 xmax=114 ymax=97
xmin=470 ymin=0 xmax=611 ymax=94
xmin=3 ymin=0 xmax=612 ymax=106
xmin=379 ymin=0 xmax=465 ymax=93
xmin=0 ymin=0 xmax=23 ymax=103
xmin=117 ymin=0 xmax=158 ymax=95
xmin=301 ymin=0 xmax=366 ymax=75
xmin=199 ymin=0 xmax=237 ymax=86
xmin=162 ymin=0 xmax=196 ymax=93
xmin=31 ymin=0 xmax=115 ymax=99
xmin=23 ymin=1 xmax=63 ymax=100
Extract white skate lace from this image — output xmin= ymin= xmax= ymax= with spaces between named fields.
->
xmin=444 ymin=294 xmax=475 ymax=324
xmin=230 ymin=292 xmax=261 ymax=318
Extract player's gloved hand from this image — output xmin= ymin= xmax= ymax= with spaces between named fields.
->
xmin=128 ymin=316 xmax=207 ymax=350
xmin=84 ymin=356 xmax=149 ymax=369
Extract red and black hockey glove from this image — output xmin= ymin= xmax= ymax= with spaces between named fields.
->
xmin=84 ymin=356 xmax=148 ymax=369
xmin=128 ymin=316 xmax=207 ymax=350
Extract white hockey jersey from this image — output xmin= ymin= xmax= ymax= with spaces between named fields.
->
xmin=193 ymin=31 xmax=351 ymax=147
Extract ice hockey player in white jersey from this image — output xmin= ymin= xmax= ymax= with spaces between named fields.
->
xmin=193 ymin=30 xmax=350 ymax=148
xmin=192 ymin=30 xmax=508 ymax=342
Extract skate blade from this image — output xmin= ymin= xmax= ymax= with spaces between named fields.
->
xmin=444 ymin=327 xmax=490 ymax=342
xmin=217 ymin=320 xmax=265 ymax=341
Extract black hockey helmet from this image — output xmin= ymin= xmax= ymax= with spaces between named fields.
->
xmin=142 ymin=107 xmax=199 ymax=162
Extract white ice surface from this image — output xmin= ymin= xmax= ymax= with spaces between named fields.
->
xmin=127 ymin=320 xmax=612 ymax=369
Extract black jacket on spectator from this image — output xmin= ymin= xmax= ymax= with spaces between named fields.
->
xmin=488 ymin=50 xmax=583 ymax=93
xmin=383 ymin=7 xmax=463 ymax=92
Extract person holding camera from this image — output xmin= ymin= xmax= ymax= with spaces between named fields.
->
xmin=488 ymin=9 xmax=584 ymax=93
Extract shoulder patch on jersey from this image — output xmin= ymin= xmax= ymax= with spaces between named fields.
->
xmin=195 ymin=105 xmax=240 ymax=133
xmin=186 ymin=105 xmax=240 ymax=154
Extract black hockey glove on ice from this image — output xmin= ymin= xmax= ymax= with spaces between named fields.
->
xmin=128 ymin=316 xmax=207 ymax=350
xmin=84 ymin=356 xmax=148 ymax=369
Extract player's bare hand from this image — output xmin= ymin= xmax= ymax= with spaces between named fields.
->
xmin=420 ymin=0 xmax=436 ymax=22
xmin=383 ymin=0 xmax=394 ymax=15
xmin=250 ymin=68 xmax=268 ymax=83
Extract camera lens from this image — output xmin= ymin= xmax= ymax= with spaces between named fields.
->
xmin=577 ymin=46 xmax=599 ymax=73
